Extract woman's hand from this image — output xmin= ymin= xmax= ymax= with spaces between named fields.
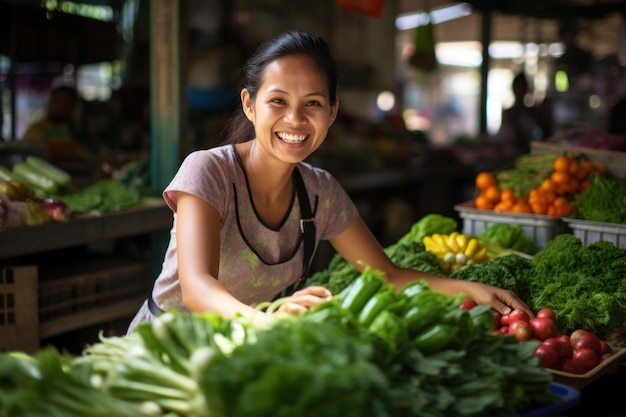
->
xmin=465 ymin=282 xmax=534 ymax=318
xmin=276 ymin=285 xmax=332 ymax=315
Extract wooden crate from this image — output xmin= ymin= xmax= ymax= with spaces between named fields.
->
xmin=531 ymin=142 xmax=626 ymax=180
xmin=0 ymin=265 xmax=39 ymax=353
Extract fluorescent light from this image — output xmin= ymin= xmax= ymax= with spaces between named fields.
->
xmin=396 ymin=3 xmax=472 ymax=31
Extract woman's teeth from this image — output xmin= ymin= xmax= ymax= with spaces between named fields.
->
xmin=277 ymin=132 xmax=307 ymax=143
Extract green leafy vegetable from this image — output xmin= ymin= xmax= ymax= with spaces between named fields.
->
xmin=199 ymin=318 xmax=393 ymax=417
xmin=573 ymin=172 xmax=626 ymax=223
xmin=478 ymin=223 xmax=535 ymax=254
xmin=395 ymin=213 xmax=458 ymax=246
xmin=449 ymin=254 xmax=534 ymax=303
xmin=528 ymin=234 xmax=626 ymax=337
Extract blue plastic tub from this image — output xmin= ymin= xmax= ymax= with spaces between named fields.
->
xmin=520 ymin=382 xmax=580 ymax=417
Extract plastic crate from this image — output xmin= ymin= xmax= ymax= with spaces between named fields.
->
xmin=38 ymin=259 xmax=151 ymax=339
xmin=519 ymin=382 xmax=580 ymax=417
xmin=562 ymin=218 xmax=626 ymax=249
xmin=0 ymin=266 xmax=39 ymax=353
xmin=454 ymin=202 xmax=568 ymax=251
xmin=0 ymin=259 xmax=151 ymax=353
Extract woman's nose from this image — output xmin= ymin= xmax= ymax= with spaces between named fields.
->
xmin=285 ymin=106 xmax=305 ymax=123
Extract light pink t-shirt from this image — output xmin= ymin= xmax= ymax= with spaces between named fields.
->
xmin=152 ymin=144 xmax=358 ymax=309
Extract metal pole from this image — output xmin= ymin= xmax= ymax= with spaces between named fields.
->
xmin=479 ymin=9 xmax=492 ymax=135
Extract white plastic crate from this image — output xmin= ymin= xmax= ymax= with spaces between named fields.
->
xmin=455 ymin=202 xmax=568 ymax=251
xmin=562 ymin=218 xmax=626 ymax=248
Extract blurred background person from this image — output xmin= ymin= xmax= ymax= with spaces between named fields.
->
xmin=20 ymin=84 xmax=96 ymax=173
xmin=495 ymin=72 xmax=551 ymax=156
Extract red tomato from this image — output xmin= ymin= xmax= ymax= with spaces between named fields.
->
xmin=599 ymin=340 xmax=613 ymax=355
xmin=509 ymin=309 xmax=531 ymax=323
xmin=459 ymin=300 xmax=478 ymax=310
xmin=493 ymin=311 xmax=502 ymax=329
xmin=572 ymin=348 xmax=599 ymax=372
xmin=541 ymin=338 xmax=572 ymax=359
xmin=571 ymin=332 xmax=602 ymax=355
xmin=500 ymin=314 xmax=510 ymax=326
xmin=534 ymin=344 xmax=560 ymax=369
xmin=561 ymin=358 xmax=587 ymax=374
xmin=536 ymin=308 xmax=557 ymax=322
xmin=569 ymin=329 xmax=592 ymax=345
xmin=529 ymin=317 xmax=558 ymax=341
xmin=557 ymin=334 xmax=571 ymax=345
xmin=509 ymin=320 xmax=532 ymax=342
xmin=600 ymin=353 xmax=614 ymax=362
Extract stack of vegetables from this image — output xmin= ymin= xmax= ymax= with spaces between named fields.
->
xmin=0 ymin=156 xmax=157 ymax=228
xmin=0 ymin=270 xmax=562 ymax=417
xmin=450 ymin=233 xmax=626 ymax=342
xmin=310 ymin=214 xmax=626 ymax=345
xmin=472 ymin=152 xmax=606 ymax=217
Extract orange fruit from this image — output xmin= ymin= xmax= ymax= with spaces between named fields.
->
xmin=476 ymin=172 xmax=497 ymax=191
xmin=500 ymin=188 xmax=515 ymax=202
xmin=531 ymin=202 xmax=547 ymax=215
xmin=550 ymin=171 xmax=570 ymax=186
xmin=540 ymin=179 xmax=556 ymax=192
xmin=483 ymin=185 xmax=501 ymax=203
xmin=494 ymin=200 xmax=513 ymax=212
xmin=511 ymin=198 xmax=532 ymax=213
xmin=553 ymin=155 xmax=570 ymax=173
xmin=474 ymin=194 xmax=494 ymax=210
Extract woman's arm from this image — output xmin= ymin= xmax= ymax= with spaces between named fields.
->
xmin=176 ymin=191 xmax=261 ymax=320
xmin=329 ymin=216 xmax=534 ymax=317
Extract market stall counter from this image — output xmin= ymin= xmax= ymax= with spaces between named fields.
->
xmin=0 ymin=199 xmax=173 ymax=353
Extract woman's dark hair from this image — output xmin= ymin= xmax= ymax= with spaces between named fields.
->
xmin=222 ymin=31 xmax=339 ymax=144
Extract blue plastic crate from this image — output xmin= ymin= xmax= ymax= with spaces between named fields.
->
xmin=520 ymin=382 xmax=580 ymax=417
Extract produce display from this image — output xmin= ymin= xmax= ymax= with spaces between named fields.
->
xmin=0 ymin=270 xmax=563 ymax=417
xmin=0 ymin=156 xmax=156 ymax=228
xmin=310 ymin=214 xmax=626 ymax=379
xmin=472 ymin=152 xmax=606 ymax=217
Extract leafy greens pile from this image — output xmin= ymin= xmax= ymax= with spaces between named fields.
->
xmin=528 ymin=233 xmax=626 ymax=338
xmin=573 ymin=172 xmax=626 ymax=224
xmin=0 ymin=271 xmax=561 ymax=417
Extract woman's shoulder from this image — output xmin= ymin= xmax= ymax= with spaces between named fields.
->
xmin=297 ymin=162 xmax=345 ymax=194
xmin=181 ymin=144 xmax=239 ymax=171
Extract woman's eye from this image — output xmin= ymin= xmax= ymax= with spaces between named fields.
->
xmin=271 ymin=98 xmax=285 ymax=104
xmin=307 ymin=100 xmax=322 ymax=107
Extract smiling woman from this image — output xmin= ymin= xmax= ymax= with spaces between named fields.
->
xmin=127 ymin=30 xmax=533 ymax=335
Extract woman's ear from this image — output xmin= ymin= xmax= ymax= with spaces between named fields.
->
xmin=329 ymin=96 xmax=340 ymax=126
xmin=241 ymin=88 xmax=254 ymax=121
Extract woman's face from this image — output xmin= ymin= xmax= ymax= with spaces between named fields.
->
xmin=242 ymin=54 xmax=339 ymax=164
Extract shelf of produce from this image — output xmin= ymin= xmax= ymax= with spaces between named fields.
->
xmin=0 ymin=198 xmax=172 ymax=259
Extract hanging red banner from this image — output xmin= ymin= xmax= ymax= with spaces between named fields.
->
xmin=337 ymin=0 xmax=386 ymax=18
